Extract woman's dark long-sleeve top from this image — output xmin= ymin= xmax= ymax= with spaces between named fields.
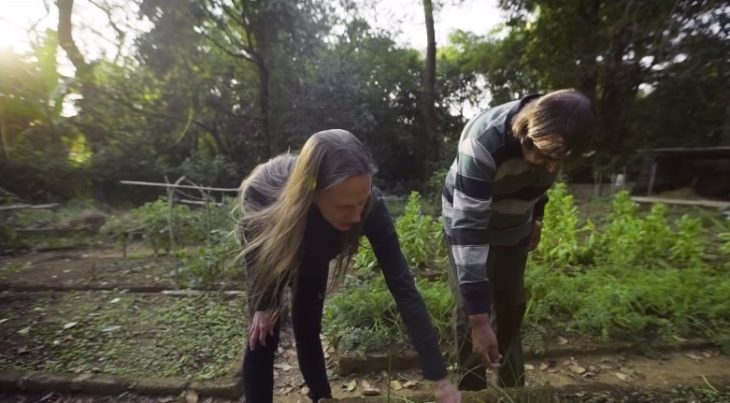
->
xmin=244 ymin=188 xmax=448 ymax=381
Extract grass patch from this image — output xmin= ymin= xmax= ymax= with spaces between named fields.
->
xmin=0 ymin=291 xmax=246 ymax=380
xmin=324 ymin=277 xmax=452 ymax=354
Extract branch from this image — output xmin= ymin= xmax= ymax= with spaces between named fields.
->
xmin=199 ymin=30 xmax=255 ymax=62
xmin=88 ymin=0 xmax=126 ymax=62
xmin=232 ymin=0 xmax=261 ymax=60
xmin=200 ymin=1 xmax=258 ymax=60
xmin=57 ymin=0 xmax=91 ymax=77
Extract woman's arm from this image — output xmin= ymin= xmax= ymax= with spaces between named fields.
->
xmin=363 ymin=195 xmax=448 ymax=381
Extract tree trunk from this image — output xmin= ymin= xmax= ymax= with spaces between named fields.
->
xmin=257 ymin=59 xmax=272 ymax=159
xmin=58 ymin=0 xmax=109 ymax=200
xmin=720 ymin=103 xmax=730 ymax=145
xmin=421 ymin=0 xmax=438 ymax=182
xmin=57 ymin=0 xmax=91 ymax=80
xmin=0 ymin=97 xmax=8 ymax=159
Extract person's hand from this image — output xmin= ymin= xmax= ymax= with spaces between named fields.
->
xmin=528 ymin=219 xmax=543 ymax=251
xmin=433 ymin=377 xmax=461 ymax=403
xmin=248 ymin=309 xmax=275 ymax=350
xmin=469 ymin=314 xmax=501 ymax=368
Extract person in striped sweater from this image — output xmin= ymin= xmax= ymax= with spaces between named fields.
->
xmin=442 ymin=89 xmax=594 ymax=390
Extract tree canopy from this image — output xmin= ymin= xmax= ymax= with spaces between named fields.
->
xmin=1 ymin=0 xmax=727 ymax=202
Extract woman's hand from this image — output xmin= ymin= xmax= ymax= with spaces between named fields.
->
xmin=433 ymin=378 xmax=461 ymax=403
xmin=248 ymin=309 xmax=275 ymax=350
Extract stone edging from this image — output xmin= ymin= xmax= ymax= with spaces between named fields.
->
xmin=321 ymin=377 xmax=730 ymax=403
xmin=0 ymin=371 xmax=241 ymax=399
xmin=336 ymin=338 xmax=717 ymax=375
xmin=0 ymin=284 xmax=246 ymax=296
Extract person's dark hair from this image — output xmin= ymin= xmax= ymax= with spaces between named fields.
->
xmin=512 ymin=89 xmax=594 ymax=160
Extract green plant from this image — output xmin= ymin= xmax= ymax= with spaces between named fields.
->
xmin=178 ymin=232 xmax=240 ymax=288
xmin=670 ymin=215 xmax=705 ymax=268
xmin=533 ymin=182 xmax=580 ymax=267
xmin=324 ymin=277 xmax=453 ymax=353
xmin=524 ymin=187 xmax=728 ymax=345
xmin=720 ymin=232 xmax=730 ymax=254
xmin=330 ymin=185 xmax=730 ymax=355
xmin=355 ymin=192 xmax=446 ymax=276
xmin=133 ymin=199 xmax=203 ymax=255
xmin=324 ymin=277 xmax=402 ymax=353
xmin=594 ymin=191 xmax=646 ymax=268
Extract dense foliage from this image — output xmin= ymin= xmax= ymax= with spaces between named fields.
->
xmin=1 ymin=1 xmax=727 ymax=203
xmin=325 ymin=186 xmax=730 ymax=353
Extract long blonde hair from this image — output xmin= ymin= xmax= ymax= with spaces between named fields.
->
xmin=236 ymin=129 xmax=376 ymax=315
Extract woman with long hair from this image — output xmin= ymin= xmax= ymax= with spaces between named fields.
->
xmin=237 ymin=129 xmax=460 ymax=403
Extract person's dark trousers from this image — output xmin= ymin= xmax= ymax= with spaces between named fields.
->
xmin=447 ymin=243 xmax=528 ymax=390
xmin=242 ymin=268 xmax=332 ymax=402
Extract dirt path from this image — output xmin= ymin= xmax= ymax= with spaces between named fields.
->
xmin=267 ymin=325 xmax=730 ymax=402
xmin=4 ymin=346 xmax=728 ymax=402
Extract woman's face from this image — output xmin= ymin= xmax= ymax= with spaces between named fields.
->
xmin=314 ymin=174 xmax=372 ymax=232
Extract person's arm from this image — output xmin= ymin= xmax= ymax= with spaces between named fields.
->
xmin=449 ymin=135 xmax=502 ymax=366
xmin=364 ymin=196 xmax=448 ymax=381
xmin=449 ymin=135 xmax=496 ymax=316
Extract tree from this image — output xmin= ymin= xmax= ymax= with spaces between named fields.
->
xmin=421 ymin=0 xmax=438 ymax=181
xmin=0 ymin=36 xmax=80 ymax=199
xmin=479 ymin=0 xmax=730 ymax=175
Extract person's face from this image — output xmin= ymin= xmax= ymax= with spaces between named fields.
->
xmin=520 ymin=139 xmax=565 ymax=174
xmin=314 ymin=175 xmax=372 ymax=232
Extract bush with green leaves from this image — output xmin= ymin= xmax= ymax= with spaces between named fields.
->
xmin=324 ymin=276 xmax=452 ymax=353
xmin=533 ymin=182 xmax=581 ymax=267
xmin=526 ymin=259 xmax=730 ymax=343
xmin=179 ymin=197 xmax=241 ymax=287
xmin=176 ymin=231 xmax=241 ymax=288
xmin=326 ymin=185 xmax=730 ymax=354
xmin=132 ymin=199 xmax=202 ymax=255
xmin=534 ymin=187 xmax=707 ymax=271
xmin=525 ymin=186 xmax=728 ymax=346
xmin=355 ymin=192 xmax=446 ymax=275
xmin=721 ymin=231 xmax=730 ymax=258
xmin=103 ymin=197 xmax=236 ymax=257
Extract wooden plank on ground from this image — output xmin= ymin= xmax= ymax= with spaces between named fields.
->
xmin=631 ymin=196 xmax=730 ymax=210
xmin=119 ymin=180 xmax=238 ymax=193
xmin=0 ymin=203 xmax=59 ymax=212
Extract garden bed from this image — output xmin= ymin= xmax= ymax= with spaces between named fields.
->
xmin=0 ymin=290 xmax=246 ymax=381
xmin=0 ymin=249 xmax=180 ymax=290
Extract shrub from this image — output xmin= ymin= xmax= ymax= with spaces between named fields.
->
xmin=355 ymin=192 xmax=446 ymax=276
xmin=324 ymin=277 xmax=452 ymax=353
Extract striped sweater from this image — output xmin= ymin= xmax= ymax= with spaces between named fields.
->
xmin=442 ymin=94 xmax=556 ymax=315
